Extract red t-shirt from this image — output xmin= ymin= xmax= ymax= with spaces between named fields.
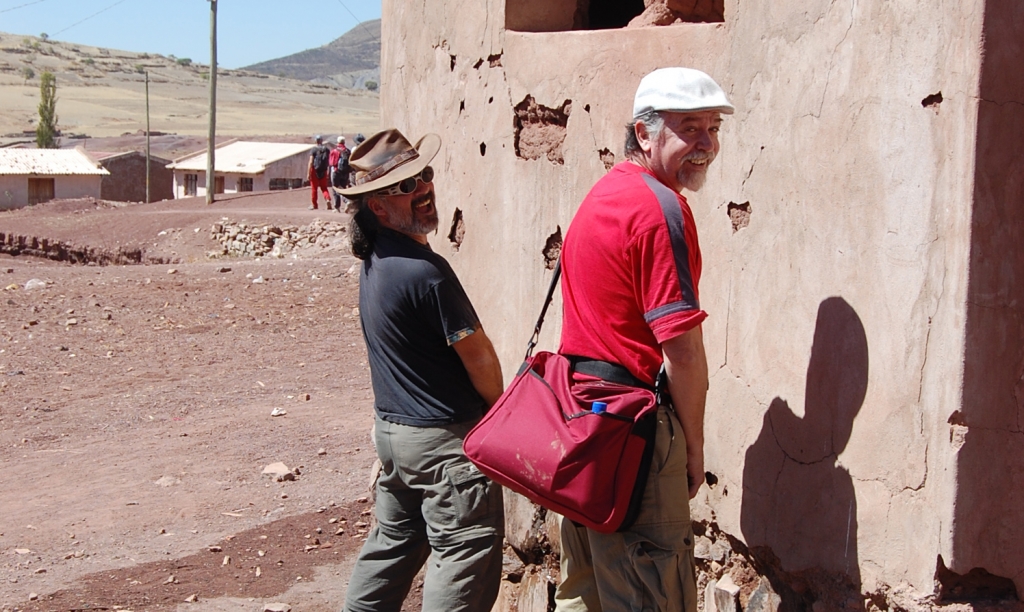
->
xmin=558 ymin=162 xmax=706 ymax=387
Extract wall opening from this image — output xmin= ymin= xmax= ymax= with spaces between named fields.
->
xmin=543 ymin=227 xmax=563 ymax=269
xmin=514 ymin=96 xmax=571 ymax=165
xmin=448 ymin=208 xmax=465 ymax=252
xmin=506 ymin=0 xmax=723 ymax=32
xmin=727 ymin=201 xmax=751 ymax=233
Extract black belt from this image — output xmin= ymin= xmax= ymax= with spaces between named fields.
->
xmin=566 ymin=356 xmax=655 ymax=392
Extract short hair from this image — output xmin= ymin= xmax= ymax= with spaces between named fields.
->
xmin=623 ymin=110 xmax=665 ymax=160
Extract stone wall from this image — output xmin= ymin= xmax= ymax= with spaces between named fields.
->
xmin=208 ymin=218 xmax=348 ymax=259
xmin=381 ymin=0 xmax=1023 ymax=607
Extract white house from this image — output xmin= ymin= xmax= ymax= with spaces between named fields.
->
xmin=167 ymin=141 xmax=314 ymax=199
xmin=0 ymin=148 xmax=109 ymax=210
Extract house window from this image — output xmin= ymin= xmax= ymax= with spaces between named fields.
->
xmin=184 ymin=173 xmax=198 ymax=196
xmin=290 ymin=178 xmax=304 ymax=189
xmin=28 ymin=178 xmax=55 ymax=205
xmin=269 ymin=178 xmax=289 ymax=190
xmin=238 ymin=177 xmax=253 ymax=192
xmin=506 ymin=0 xmax=722 ymax=32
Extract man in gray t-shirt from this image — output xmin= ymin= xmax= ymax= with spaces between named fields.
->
xmin=338 ymin=128 xmax=504 ymax=612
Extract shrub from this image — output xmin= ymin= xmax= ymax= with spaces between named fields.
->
xmin=176 ymin=57 xmax=192 ymax=67
xmin=82 ymin=57 xmax=95 ymax=66
xmin=135 ymin=64 xmax=145 ymax=74
xmin=21 ymin=66 xmax=35 ymax=82
xmin=365 ymin=80 xmax=378 ymax=91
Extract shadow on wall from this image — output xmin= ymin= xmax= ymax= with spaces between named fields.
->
xmin=952 ymin=0 xmax=1024 ymax=600
xmin=740 ymin=297 xmax=868 ymax=608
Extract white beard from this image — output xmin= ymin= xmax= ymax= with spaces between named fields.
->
xmin=677 ymin=151 xmax=715 ymax=192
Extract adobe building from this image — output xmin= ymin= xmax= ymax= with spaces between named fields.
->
xmin=0 ymin=148 xmax=108 ymax=210
xmin=379 ymin=0 xmax=1023 ymax=608
xmin=166 ymin=141 xmax=313 ymax=199
xmin=89 ymin=151 xmax=174 ymax=203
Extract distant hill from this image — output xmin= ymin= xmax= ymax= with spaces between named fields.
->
xmin=0 ymin=32 xmax=379 ymax=140
xmin=243 ymin=20 xmax=380 ymax=89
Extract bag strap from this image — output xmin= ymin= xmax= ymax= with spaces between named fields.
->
xmin=525 ymin=260 xmax=561 ymax=360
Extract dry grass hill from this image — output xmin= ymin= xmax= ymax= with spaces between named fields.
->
xmin=0 ymin=28 xmax=379 ymax=147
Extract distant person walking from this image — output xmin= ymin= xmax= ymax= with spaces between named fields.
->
xmin=330 ymin=135 xmax=351 ymax=212
xmin=307 ymin=134 xmax=331 ymax=210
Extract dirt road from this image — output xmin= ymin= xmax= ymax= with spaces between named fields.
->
xmin=0 ymin=191 xmax=420 ymax=611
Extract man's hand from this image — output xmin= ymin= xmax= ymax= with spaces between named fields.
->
xmin=452 ymin=326 xmax=504 ymax=407
xmin=662 ymin=325 xmax=708 ymax=500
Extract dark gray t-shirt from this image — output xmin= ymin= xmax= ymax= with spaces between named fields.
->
xmin=359 ymin=229 xmax=486 ymax=426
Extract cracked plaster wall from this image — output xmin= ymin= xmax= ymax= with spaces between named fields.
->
xmin=379 ymin=0 xmax=1014 ymax=599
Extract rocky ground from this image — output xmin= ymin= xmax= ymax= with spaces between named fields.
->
xmin=3 ymin=192 xmax=1021 ymax=612
xmin=0 ymin=190 xmax=418 ymax=611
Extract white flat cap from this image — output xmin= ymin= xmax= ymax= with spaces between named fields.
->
xmin=633 ymin=67 xmax=734 ymax=118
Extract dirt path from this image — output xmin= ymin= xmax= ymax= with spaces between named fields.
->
xmin=0 ymin=192 xmax=426 ymax=611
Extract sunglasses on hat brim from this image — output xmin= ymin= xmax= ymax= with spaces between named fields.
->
xmin=376 ymin=166 xmax=434 ymax=196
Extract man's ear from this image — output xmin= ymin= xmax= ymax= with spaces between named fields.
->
xmin=367 ymin=196 xmax=388 ymax=220
xmin=634 ymin=121 xmax=653 ymax=153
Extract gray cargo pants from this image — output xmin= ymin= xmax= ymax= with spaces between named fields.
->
xmin=343 ymin=416 xmax=504 ymax=612
xmin=554 ymin=407 xmax=698 ymax=612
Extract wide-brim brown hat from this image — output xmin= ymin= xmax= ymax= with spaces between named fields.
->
xmin=337 ymin=128 xmax=441 ymax=196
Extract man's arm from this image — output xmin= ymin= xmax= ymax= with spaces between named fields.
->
xmin=662 ymin=324 xmax=708 ymax=499
xmin=452 ymin=326 xmax=504 ymax=407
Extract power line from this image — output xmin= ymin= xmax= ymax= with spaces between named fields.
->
xmin=52 ymin=0 xmax=130 ymax=37
xmin=0 ymin=0 xmax=48 ymax=15
xmin=334 ymin=0 xmax=379 ymax=45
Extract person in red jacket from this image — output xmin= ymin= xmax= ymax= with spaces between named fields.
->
xmin=307 ymin=135 xmax=331 ymax=210
xmin=329 ymin=135 xmax=351 ymax=211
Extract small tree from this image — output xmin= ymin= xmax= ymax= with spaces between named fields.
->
xmin=365 ymin=80 xmax=378 ymax=91
xmin=40 ymin=33 xmax=49 ymax=41
xmin=36 ymin=71 xmax=59 ymax=149
xmin=176 ymin=57 xmax=192 ymax=67
xmin=21 ymin=66 xmax=35 ymax=83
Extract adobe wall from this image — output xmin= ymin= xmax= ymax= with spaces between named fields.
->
xmin=170 ymin=154 xmax=309 ymax=199
xmin=0 ymin=177 xmax=26 ymax=210
xmin=100 ymin=154 xmax=174 ymax=203
xmin=0 ymin=175 xmax=101 ymax=209
xmin=381 ymin=0 xmax=1019 ymax=602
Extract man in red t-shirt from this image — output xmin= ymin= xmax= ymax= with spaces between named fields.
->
xmin=555 ymin=68 xmax=734 ymax=612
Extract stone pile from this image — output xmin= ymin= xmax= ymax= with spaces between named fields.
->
xmin=209 ymin=218 xmax=348 ymax=259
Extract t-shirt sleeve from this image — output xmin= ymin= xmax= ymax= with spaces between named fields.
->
xmin=630 ymin=224 xmax=707 ymax=344
xmin=426 ymin=277 xmax=481 ymax=346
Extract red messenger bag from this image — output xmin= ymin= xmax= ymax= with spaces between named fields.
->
xmin=463 ymin=263 xmax=661 ymax=533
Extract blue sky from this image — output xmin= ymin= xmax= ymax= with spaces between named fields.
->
xmin=0 ymin=0 xmax=382 ymax=69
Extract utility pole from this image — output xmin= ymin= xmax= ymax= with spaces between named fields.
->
xmin=145 ymin=70 xmax=151 ymax=204
xmin=206 ymin=0 xmax=217 ymax=205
